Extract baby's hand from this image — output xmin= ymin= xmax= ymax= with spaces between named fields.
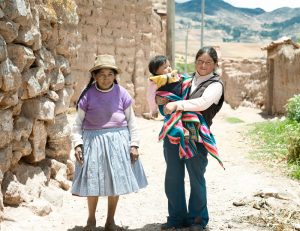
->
xmin=166 ymin=70 xmax=179 ymax=84
xmin=171 ymin=69 xmax=178 ymax=77
xmin=165 ymin=70 xmax=178 ymax=78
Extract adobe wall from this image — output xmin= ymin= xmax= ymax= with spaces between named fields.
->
xmin=267 ymin=45 xmax=300 ymax=114
xmin=72 ymin=0 xmax=167 ymax=115
xmin=221 ymin=58 xmax=267 ymax=109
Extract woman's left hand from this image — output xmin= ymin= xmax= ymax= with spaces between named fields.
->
xmin=130 ymin=146 xmax=139 ymax=163
xmin=163 ymin=102 xmax=178 ymax=115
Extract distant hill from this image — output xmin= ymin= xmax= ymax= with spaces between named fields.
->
xmin=175 ymin=0 xmax=300 ymax=43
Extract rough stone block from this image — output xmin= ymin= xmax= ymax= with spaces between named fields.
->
xmin=3 ymin=0 xmax=28 ymax=21
xmin=50 ymin=69 xmax=65 ymax=91
xmin=7 ymin=44 xmax=35 ymax=73
xmin=23 ymin=120 xmax=47 ymax=163
xmin=0 ymin=19 xmax=19 ymax=43
xmin=21 ymin=67 xmax=47 ymax=99
xmin=0 ymin=35 xmax=7 ymax=62
xmin=21 ymin=97 xmax=55 ymax=121
xmin=54 ymin=87 xmax=74 ymax=115
xmin=0 ymin=145 xmax=13 ymax=173
xmin=0 ymin=58 xmax=21 ymax=92
xmin=0 ymin=91 xmax=18 ymax=109
xmin=0 ymin=109 xmax=13 ymax=149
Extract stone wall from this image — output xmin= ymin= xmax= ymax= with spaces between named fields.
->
xmin=221 ymin=58 xmax=267 ymax=109
xmin=0 ymin=0 xmax=167 ymax=219
xmin=0 ymin=0 xmax=79 ymax=219
xmin=71 ymin=0 xmax=167 ymax=115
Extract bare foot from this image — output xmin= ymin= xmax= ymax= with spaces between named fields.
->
xmin=84 ymin=217 xmax=96 ymax=231
xmin=142 ymin=112 xmax=152 ymax=120
xmin=152 ymin=112 xmax=158 ymax=118
xmin=104 ymin=222 xmax=126 ymax=231
xmin=83 ymin=225 xmax=96 ymax=231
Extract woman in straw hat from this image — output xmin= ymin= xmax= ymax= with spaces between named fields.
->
xmin=71 ymin=54 xmax=147 ymax=231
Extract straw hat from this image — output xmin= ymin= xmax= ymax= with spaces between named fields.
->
xmin=89 ymin=54 xmax=122 ymax=74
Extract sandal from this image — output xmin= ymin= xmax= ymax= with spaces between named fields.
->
xmin=104 ymin=222 xmax=126 ymax=231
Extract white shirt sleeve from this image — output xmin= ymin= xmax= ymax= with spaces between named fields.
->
xmin=176 ymin=82 xmax=223 ymax=111
xmin=71 ymin=108 xmax=85 ymax=148
xmin=124 ymin=105 xmax=140 ymax=147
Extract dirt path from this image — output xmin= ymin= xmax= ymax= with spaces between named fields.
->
xmin=2 ymin=103 xmax=300 ymax=231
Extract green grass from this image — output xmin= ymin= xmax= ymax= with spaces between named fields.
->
xmin=248 ymin=119 xmax=300 ymax=179
xmin=248 ymin=120 xmax=288 ymax=159
xmin=225 ymin=117 xmax=244 ymax=124
xmin=289 ymin=163 xmax=300 ymax=179
xmin=175 ymin=62 xmax=195 ymax=75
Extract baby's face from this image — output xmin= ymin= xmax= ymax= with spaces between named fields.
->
xmin=156 ymin=60 xmax=172 ymax=75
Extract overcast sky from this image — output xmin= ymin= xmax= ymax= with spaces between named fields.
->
xmin=175 ymin=0 xmax=300 ymax=12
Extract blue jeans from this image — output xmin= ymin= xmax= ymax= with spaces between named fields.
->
xmin=163 ymin=137 xmax=209 ymax=228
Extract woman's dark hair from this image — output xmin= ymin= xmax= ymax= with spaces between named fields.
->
xmin=76 ymin=68 xmax=118 ymax=110
xmin=148 ymin=55 xmax=168 ymax=75
xmin=195 ymin=46 xmax=218 ymax=64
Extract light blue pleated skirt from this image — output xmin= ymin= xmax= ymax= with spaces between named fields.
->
xmin=72 ymin=127 xmax=148 ymax=197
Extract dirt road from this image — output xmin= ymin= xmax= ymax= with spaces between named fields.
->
xmin=2 ymin=104 xmax=300 ymax=231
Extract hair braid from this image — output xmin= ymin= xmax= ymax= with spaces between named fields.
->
xmin=76 ymin=77 xmax=94 ymax=110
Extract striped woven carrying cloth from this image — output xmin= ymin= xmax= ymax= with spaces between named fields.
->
xmin=157 ymin=75 xmax=224 ymax=169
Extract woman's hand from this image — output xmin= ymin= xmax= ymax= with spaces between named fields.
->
xmin=130 ymin=146 xmax=139 ymax=164
xmin=163 ymin=102 xmax=178 ymax=115
xmin=155 ymin=96 xmax=169 ymax=105
xmin=74 ymin=145 xmax=84 ymax=165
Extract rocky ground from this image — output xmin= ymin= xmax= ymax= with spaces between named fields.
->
xmin=1 ymin=103 xmax=300 ymax=231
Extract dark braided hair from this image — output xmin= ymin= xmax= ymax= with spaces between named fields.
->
xmin=76 ymin=68 xmax=118 ymax=110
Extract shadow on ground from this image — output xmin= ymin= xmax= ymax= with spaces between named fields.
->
xmin=67 ymin=223 xmax=190 ymax=231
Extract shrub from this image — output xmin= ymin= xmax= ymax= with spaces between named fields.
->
xmin=248 ymin=118 xmax=300 ymax=179
xmin=285 ymin=94 xmax=300 ymax=123
xmin=286 ymin=121 xmax=300 ymax=163
xmin=285 ymin=95 xmax=300 ymax=164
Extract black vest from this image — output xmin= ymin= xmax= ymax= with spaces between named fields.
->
xmin=188 ymin=73 xmax=224 ymax=127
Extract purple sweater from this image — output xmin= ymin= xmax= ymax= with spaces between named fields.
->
xmin=79 ymin=84 xmax=132 ymax=129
